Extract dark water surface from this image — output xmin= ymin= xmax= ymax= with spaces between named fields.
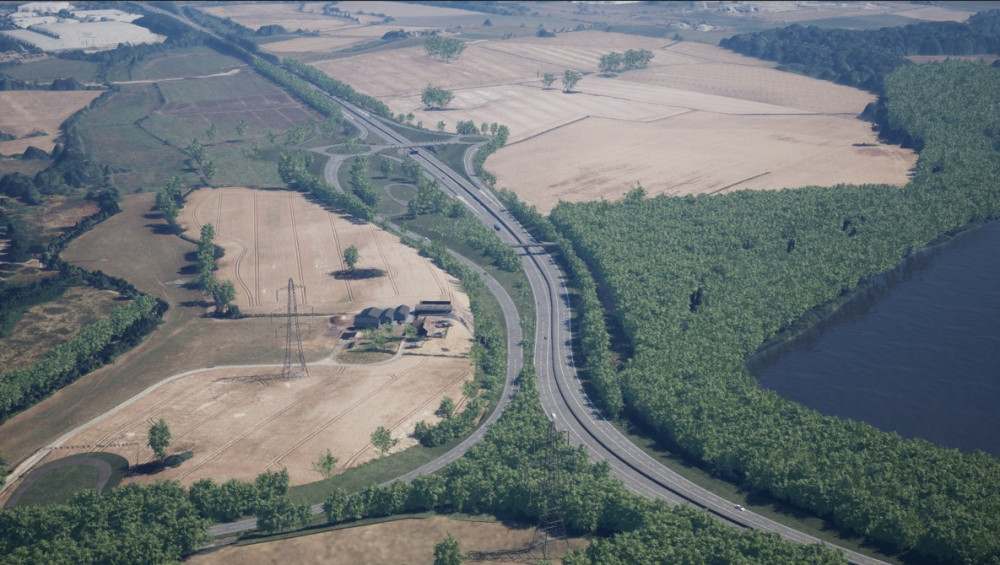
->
xmin=751 ymin=221 xmax=1000 ymax=455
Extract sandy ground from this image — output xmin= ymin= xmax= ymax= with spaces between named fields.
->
xmin=0 ymin=90 xmax=102 ymax=155
xmin=188 ymin=515 xmax=588 ymax=565
xmin=12 ymin=341 xmax=474 ymax=490
xmin=179 ymin=188 xmax=468 ymax=316
xmin=312 ymin=34 xmax=916 ymax=213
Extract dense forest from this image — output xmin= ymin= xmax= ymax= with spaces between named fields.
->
xmin=549 ymin=61 xmax=1000 ymax=564
xmin=720 ymin=10 xmax=1000 ymax=93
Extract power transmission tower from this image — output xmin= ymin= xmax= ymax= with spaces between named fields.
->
xmin=281 ymin=278 xmax=308 ymax=380
xmin=466 ymin=418 xmax=569 ymax=562
xmin=532 ymin=419 xmax=569 ymax=559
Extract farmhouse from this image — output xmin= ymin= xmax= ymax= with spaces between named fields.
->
xmin=354 ymin=305 xmax=411 ymax=329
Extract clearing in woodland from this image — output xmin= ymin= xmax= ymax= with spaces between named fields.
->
xmin=312 ymin=33 xmax=917 ymax=213
xmin=187 ymin=514 xmax=588 ymax=565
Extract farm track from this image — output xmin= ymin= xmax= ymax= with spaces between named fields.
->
xmin=369 ymin=223 xmax=400 ymax=296
xmin=233 ymin=242 xmax=255 ymax=307
xmin=253 ymin=192 xmax=262 ymax=307
xmin=175 ymin=371 xmax=349 ymax=482
xmin=326 ymin=212 xmax=354 ymax=301
xmin=215 ymin=191 xmax=223 ymax=235
xmin=287 ymin=194 xmax=308 ymax=304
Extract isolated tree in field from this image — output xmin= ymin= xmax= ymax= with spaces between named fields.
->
xmin=236 ymin=119 xmax=248 ymax=136
xmin=562 ymin=70 xmax=582 ymax=92
xmin=343 ymin=244 xmax=359 ymax=272
xmin=422 ymin=84 xmax=455 ymax=110
xmin=148 ymin=419 xmax=171 ymax=459
xmin=434 ymin=533 xmax=464 ymax=565
xmin=206 ymin=122 xmax=218 ymax=141
xmin=541 ymin=72 xmax=556 ymax=89
xmin=312 ymin=448 xmax=338 ymax=478
xmin=424 ymin=36 xmax=466 ymax=62
xmin=437 ymin=120 xmax=446 ymax=132
xmin=371 ymin=426 xmax=398 ymax=456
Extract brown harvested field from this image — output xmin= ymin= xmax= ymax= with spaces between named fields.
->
xmin=741 ymin=1 xmax=975 ymax=24
xmin=47 ymin=350 xmax=472 ymax=487
xmin=312 ymin=33 xmax=916 ymax=213
xmin=0 ymin=91 xmax=102 ymax=155
xmin=1 ymin=188 xmax=475 ymax=492
xmin=200 ymin=3 xmax=382 ymax=32
xmin=188 ymin=515 xmax=588 ymax=565
xmin=179 ymin=188 xmax=467 ymax=316
xmin=0 ymin=286 xmax=123 ymax=372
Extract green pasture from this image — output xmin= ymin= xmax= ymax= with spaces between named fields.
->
xmin=1 ymin=58 xmax=100 ymax=84
xmin=76 ymin=85 xmax=197 ymax=193
xmin=128 ymin=47 xmax=243 ymax=81
xmin=11 ymin=452 xmax=129 ymax=508
xmin=156 ymin=70 xmax=282 ymax=103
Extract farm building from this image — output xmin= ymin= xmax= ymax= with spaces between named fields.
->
xmin=354 ymin=305 xmax=410 ymax=329
xmin=414 ymin=300 xmax=452 ymax=314
xmin=394 ymin=304 xmax=411 ymax=323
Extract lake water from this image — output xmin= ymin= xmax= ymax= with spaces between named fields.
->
xmin=751 ymin=221 xmax=1000 ymax=455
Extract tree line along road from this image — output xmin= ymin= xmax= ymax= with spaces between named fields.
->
xmin=301 ymin=94 xmax=888 ymax=565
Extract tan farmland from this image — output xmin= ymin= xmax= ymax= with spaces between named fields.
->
xmin=0 ymin=90 xmax=102 ymax=155
xmin=49 ymin=351 xmax=472 ymax=487
xmin=179 ymin=188 xmax=466 ymax=316
xmin=188 ymin=515 xmax=587 ymax=565
xmin=312 ymin=33 xmax=917 ymax=213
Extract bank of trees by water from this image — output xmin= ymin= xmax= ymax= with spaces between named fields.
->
xmin=549 ymin=61 xmax=1000 ymax=564
xmin=720 ymin=9 xmax=1000 ymax=94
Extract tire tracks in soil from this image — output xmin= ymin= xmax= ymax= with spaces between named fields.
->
xmin=88 ymin=380 xmax=219 ymax=449
xmin=288 ymin=194 xmax=307 ymax=304
xmin=265 ymin=364 xmax=411 ymax=472
xmin=327 ymin=213 xmax=354 ymax=302
xmin=340 ymin=364 xmax=469 ymax=469
xmin=369 ymin=223 xmax=400 ymax=296
xmin=253 ymin=191 xmax=262 ymax=307
xmin=174 ymin=369 xmax=348 ymax=482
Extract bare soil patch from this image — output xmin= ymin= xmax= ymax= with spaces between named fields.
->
xmin=51 ymin=349 xmax=473 ymax=487
xmin=188 ymin=515 xmax=588 ymax=565
xmin=0 ymin=91 xmax=102 ymax=155
xmin=0 ymin=286 xmax=122 ymax=372
xmin=179 ymin=188 xmax=467 ymax=316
